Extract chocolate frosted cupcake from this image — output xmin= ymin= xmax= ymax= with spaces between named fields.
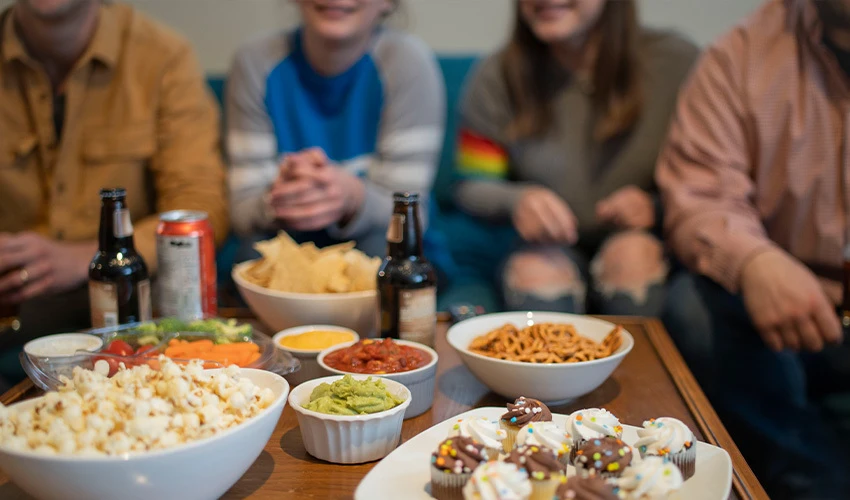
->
xmin=431 ymin=437 xmax=490 ymax=500
xmin=500 ymin=397 xmax=552 ymax=452
xmin=504 ymin=445 xmax=566 ymax=500
xmin=555 ymin=475 xmax=619 ymax=500
xmin=566 ymin=408 xmax=623 ymax=463
xmin=634 ymin=417 xmax=696 ymax=480
xmin=574 ymin=437 xmax=633 ymax=478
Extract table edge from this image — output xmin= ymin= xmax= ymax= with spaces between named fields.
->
xmin=612 ymin=316 xmax=768 ymax=500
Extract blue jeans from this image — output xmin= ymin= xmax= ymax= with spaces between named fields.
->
xmin=694 ymin=276 xmax=850 ymax=500
xmin=661 ymin=272 xmax=716 ymax=395
xmin=500 ymin=245 xmax=666 ymax=316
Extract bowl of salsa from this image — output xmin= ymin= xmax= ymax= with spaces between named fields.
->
xmin=317 ymin=339 xmax=438 ymax=419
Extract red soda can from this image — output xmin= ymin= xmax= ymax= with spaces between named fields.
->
xmin=156 ymin=210 xmax=217 ymax=319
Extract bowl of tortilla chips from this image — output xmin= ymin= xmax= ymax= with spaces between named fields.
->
xmin=232 ymin=233 xmax=380 ymax=337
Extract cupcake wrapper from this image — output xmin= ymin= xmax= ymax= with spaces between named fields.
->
xmin=500 ymin=420 xmax=521 ymax=453
xmin=557 ymin=451 xmax=570 ymax=468
xmin=484 ymin=446 xmax=502 ymax=461
xmin=669 ymin=444 xmax=697 ymax=481
xmin=570 ymin=439 xmax=586 ymax=465
xmin=530 ymin=477 xmax=562 ymax=500
xmin=430 ymin=464 xmax=471 ymax=500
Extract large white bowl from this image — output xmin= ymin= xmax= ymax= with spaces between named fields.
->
xmin=316 ymin=339 xmax=438 ymax=419
xmin=447 ymin=311 xmax=633 ymax=404
xmin=233 ymin=260 xmax=378 ymax=337
xmin=0 ymin=369 xmax=289 ymax=500
xmin=289 ymin=375 xmax=411 ymax=464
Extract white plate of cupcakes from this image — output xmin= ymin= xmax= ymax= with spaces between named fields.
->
xmin=355 ymin=397 xmax=732 ymax=500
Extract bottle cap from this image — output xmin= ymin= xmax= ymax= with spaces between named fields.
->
xmin=393 ymin=192 xmax=419 ymax=203
xmin=99 ymin=188 xmax=127 ymax=200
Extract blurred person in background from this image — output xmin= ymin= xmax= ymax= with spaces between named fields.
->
xmin=226 ymin=0 xmax=445 ymax=259
xmin=451 ymin=0 xmax=700 ymax=319
xmin=657 ymin=0 xmax=850 ymax=497
xmin=0 ymin=0 xmax=228 ymax=391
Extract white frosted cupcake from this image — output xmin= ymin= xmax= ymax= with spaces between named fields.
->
xmin=633 ymin=417 xmax=696 ymax=480
xmin=616 ymin=456 xmax=684 ymax=499
xmin=463 ymin=460 xmax=532 ymax=500
xmin=565 ymin=408 xmax=622 ymax=463
xmin=450 ymin=417 xmax=507 ymax=459
xmin=516 ymin=421 xmax=571 ymax=466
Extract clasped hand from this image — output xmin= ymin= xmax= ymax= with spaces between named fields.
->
xmin=267 ymin=148 xmax=365 ymax=232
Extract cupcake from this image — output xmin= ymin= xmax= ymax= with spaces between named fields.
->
xmin=616 ymin=456 xmax=684 ymax=499
xmin=450 ymin=417 xmax=507 ymax=459
xmin=431 ymin=437 xmax=490 ymax=500
xmin=565 ymin=408 xmax=622 ymax=462
xmin=516 ymin=421 xmax=571 ymax=466
xmin=573 ymin=437 xmax=633 ymax=478
xmin=555 ymin=475 xmax=619 ymax=500
xmin=633 ymin=417 xmax=696 ymax=480
xmin=504 ymin=445 xmax=566 ymax=500
xmin=500 ymin=397 xmax=553 ymax=451
xmin=463 ymin=460 xmax=532 ymax=500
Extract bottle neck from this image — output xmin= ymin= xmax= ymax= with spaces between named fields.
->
xmin=98 ymin=200 xmax=136 ymax=253
xmin=387 ymin=203 xmax=423 ymax=259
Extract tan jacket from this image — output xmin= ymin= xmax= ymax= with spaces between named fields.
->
xmin=0 ymin=3 xmax=228 ymax=272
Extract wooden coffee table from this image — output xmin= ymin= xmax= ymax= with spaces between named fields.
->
xmin=0 ymin=317 xmax=767 ymax=500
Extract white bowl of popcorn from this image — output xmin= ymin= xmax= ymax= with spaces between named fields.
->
xmin=0 ymin=359 xmax=289 ymax=500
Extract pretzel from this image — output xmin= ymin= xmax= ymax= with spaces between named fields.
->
xmin=468 ymin=323 xmax=623 ymax=364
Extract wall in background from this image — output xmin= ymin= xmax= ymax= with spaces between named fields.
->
xmin=0 ymin=0 xmax=763 ymax=73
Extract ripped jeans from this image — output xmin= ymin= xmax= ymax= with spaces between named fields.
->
xmin=501 ymin=231 xmax=668 ymax=316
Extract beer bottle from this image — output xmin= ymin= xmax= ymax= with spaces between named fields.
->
xmin=88 ymin=188 xmax=152 ymax=328
xmin=378 ymin=193 xmax=438 ymax=346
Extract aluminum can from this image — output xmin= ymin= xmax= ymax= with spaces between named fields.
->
xmin=156 ymin=210 xmax=217 ymax=320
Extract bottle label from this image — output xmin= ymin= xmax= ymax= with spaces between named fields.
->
xmin=156 ymin=235 xmax=203 ymax=320
xmin=89 ymin=281 xmax=119 ymax=328
xmin=138 ymin=279 xmax=152 ymax=322
xmin=398 ymin=286 xmax=436 ymax=347
xmin=387 ymin=214 xmax=404 ymax=243
xmin=88 ymin=279 xmax=151 ymax=328
xmin=113 ymin=209 xmax=133 ymax=238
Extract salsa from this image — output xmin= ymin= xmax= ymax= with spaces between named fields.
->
xmin=323 ymin=338 xmax=431 ymax=374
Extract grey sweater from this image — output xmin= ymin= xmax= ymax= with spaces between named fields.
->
xmin=454 ymin=29 xmax=699 ymax=250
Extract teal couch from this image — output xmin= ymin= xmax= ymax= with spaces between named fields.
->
xmin=209 ymin=56 xmax=515 ymax=313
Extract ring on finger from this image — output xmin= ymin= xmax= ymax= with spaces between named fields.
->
xmin=19 ymin=268 xmax=28 ymax=286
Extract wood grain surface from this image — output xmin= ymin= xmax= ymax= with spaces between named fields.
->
xmin=0 ymin=317 xmax=767 ymax=500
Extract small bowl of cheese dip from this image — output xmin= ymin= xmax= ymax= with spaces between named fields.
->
xmin=22 ymin=333 xmax=105 ymax=388
xmin=273 ymin=325 xmax=358 ymax=386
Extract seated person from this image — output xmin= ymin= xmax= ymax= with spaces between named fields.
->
xmin=656 ymin=0 xmax=850 ymax=497
xmin=0 ymin=0 xmax=228 ymax=389
xmin=452 ymin=0 xmax=697 ymax=314
xmin=226 ymin=0 xmax=444 ymax=258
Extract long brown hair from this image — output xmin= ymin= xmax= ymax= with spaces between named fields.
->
xmin=502 ymin=0 xmax=642 ymax=142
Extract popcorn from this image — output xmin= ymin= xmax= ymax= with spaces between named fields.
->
xmin=0 ymin=357 xmax=276 ymax=456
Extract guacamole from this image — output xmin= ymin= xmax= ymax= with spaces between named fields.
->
xmin=303 ymin=375 xmax=405 ymax=415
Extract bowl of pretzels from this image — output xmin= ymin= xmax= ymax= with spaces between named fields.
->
xmin=446 ymin=311 xmax=633 ymax=404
